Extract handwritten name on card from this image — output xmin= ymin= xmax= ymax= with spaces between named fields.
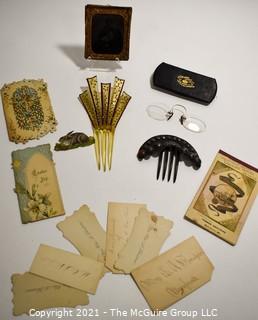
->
xmin=105 ymin=202 xmax=146 ymax=273
xmin=131 ymin=237 xmax=214 ymax=311
xmin=11 ymin=273 xmax=88 ymax=316
xmin=57 ymin=205 xmax=106 ymax=263
xmin=115 ymin=207 xmax=173 ymax=273
xmin=30 ymin=244 xmax=104 ymax=294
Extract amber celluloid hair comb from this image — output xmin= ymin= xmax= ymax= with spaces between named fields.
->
xmin=79 ymin=76 xmax=131 ymax=171
xmin=137 ymin=135 xmax=201 ymax=183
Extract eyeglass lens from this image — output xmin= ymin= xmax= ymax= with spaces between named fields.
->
xmin=146 ymin=104 xmax=206 ymax=133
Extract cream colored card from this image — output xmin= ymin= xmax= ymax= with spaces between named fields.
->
xmin=105 ymin=202 xmax=146 ymax=273
xmin=115 ymin=207 xmax=173 ymax=273
xmin=1 ymin=79 xmax=57 ymax=144
xmin=30 ymin=244 xmax=104 ymax=294
xmin=57 ymin=205 xmax=106 ymax=263
xmin=11 ymin=272 xmax=89 ymax=316
xmin=185 ymin=150 xmax=258 ymax=245
xmin=131 ymin=236 xmax=214 ymax=311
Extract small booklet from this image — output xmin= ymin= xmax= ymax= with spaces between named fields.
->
xmin=185 ymin=150 xmax=258 ymax=245
xmin=12 ymin=144 xmax=65 ymax=223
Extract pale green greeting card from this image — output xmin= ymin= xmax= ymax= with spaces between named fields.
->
xmin=12 ymin=144 xmax=65 ymax=223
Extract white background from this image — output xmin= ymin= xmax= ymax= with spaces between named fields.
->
xmin=0 ymin=0 xmax=258 ymax=319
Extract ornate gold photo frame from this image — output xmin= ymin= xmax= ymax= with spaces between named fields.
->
xmin=85 ymin=5 xmax=132 ymax=61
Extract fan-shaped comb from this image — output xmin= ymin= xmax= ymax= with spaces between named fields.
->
xmin=137 ymin=135 xmax=201 ymax=182
xmin=80 ymin=76 xmax=131 ymax=170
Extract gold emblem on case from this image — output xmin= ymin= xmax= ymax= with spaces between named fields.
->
xmin=177 ymin=75 xmax=195 ymax=88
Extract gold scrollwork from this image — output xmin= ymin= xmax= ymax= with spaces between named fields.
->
xmin=177 ymin=75 xmax=195 ymax=88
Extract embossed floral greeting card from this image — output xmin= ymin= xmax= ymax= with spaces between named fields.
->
xmin=1 ymin=79 xmax=57 ymax=143
xmin=12 ymin=144 xmax=64 ymax=223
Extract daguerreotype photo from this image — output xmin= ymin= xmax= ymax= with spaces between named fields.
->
xmin=85 ymin=5 xmax=132 ymax=60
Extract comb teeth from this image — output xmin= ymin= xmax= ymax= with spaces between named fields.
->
xmin=156 ymin=148 xmax=180 ymax=183
xmin=167 ymin=147 xmax=174 ymax=182
xmin=156 ymin=151 xmax=163 ymax=180
xmin=93 ymin=129 xmax=115 ymax=171
xmin=173 ymin=148 xmax=180 ymax=183
xmin=93 ymin=129 xmax=101 ymax=170
xmin=162 ymin=149 xmax=169 ymax=180
xmin=80 ymin=77 xmax=131 ymax=171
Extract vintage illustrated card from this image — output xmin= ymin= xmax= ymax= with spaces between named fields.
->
xmin=12 ymin=144 xmax=64 ymax=223
xmin=131 ymin=236 xmax=214 ymax=311
xmin=105 ymin=202 xmax=146 ymax=273
xmin=11 ymin=273 xmax=89 ymax=316
xmin=30 ymin=244 xmax=104 ymax=294
xmin=114 ymin=207 xmax=173 ymax=273
xmin=185 ymin=150 xmax=258 ymax=245
xmin=1 ymin=79 xmax=57 ymax=143
xmin=57 ymin=205 xmax=106 ymax=264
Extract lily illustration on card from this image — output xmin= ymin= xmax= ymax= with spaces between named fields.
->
xmin=12 ymin=144 xmax=64 ymax=223
xmin=15 ymin=181 xmax=56 ymax=222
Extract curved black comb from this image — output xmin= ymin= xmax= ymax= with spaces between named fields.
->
xmin=137 ymin=135 xmax=201 ymax=183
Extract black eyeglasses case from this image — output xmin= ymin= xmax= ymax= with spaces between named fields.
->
xmin=152 ymin=62 xmax=217 ymax=105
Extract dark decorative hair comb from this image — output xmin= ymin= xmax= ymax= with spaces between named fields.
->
xmin=137 ymin=135 xmax=201 ymax=183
